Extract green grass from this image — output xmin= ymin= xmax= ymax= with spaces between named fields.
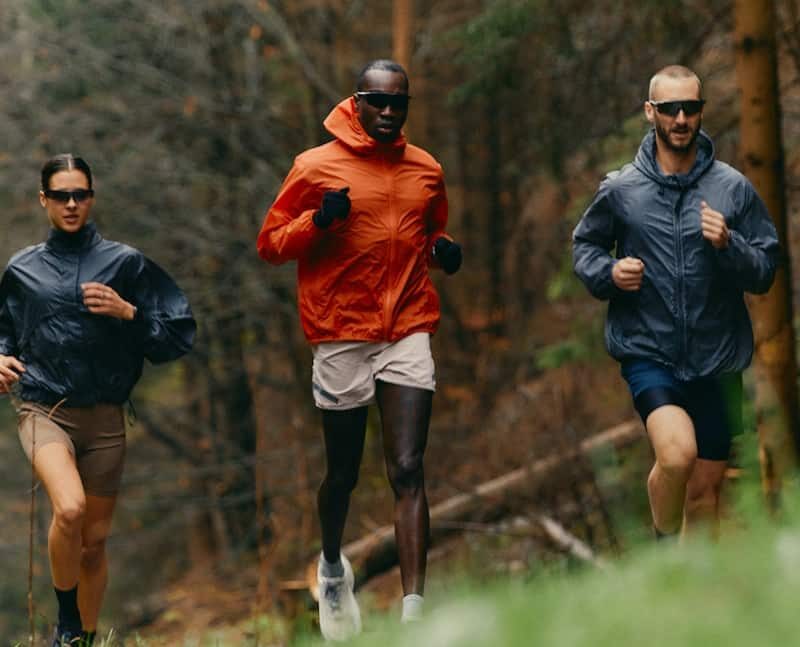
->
xmin=16 ymin=434 xmax=798 ymax=647
xmin=19 ymin=508 xmax=800 ymax=646
xmin=292 ymin=441 xmax=800 ymax=647
xmin=290 ymin=521 xmax=800 ymax=647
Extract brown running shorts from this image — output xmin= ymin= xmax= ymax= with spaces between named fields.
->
xmin=15 ymin=399 xmax=127 ymax=497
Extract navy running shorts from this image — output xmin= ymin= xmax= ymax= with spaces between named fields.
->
xmin=621 ymin=359 xmax=743 ymax=461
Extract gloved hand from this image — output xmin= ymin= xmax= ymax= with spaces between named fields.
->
xmin=433 ymin=237 xmax=462 ymax=275
xmin=313 ymin=187 xmax=350 ymax=229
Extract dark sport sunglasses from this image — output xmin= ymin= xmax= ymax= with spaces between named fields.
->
xmin=648 ymin=99 xmax=705 ymax=117
xmin=355 ymin=91 xmax=411 ymax=110
xmin=44 ymin=189 xmax=94 ymax=203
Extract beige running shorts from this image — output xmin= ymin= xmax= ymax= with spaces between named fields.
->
xmin=311 ymin=332 xmax=436 ymax=410
xmin=15 ymin=399 xmax=127 ymax=497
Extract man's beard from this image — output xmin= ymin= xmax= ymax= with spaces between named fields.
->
xmin=654 ymin=117 xmax=701 ymax=154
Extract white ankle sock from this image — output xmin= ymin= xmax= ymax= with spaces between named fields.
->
xmin=401 ymin=593 xmax=424 ymax=622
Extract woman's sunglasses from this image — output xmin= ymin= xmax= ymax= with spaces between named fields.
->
xmin=355 ymin=92 xmax=411 ymax=110
xmin=44 ymin=189 xmax=95 ymax=203
xmin=648 ymin=99 xmax=705 ymax=117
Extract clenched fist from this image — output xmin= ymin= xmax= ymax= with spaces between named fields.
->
xmin=700 ymin=200 xmax=730 ymax=249
xmin=612 ymin=257 xmax=645 ymax=291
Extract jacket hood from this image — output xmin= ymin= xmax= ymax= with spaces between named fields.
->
xmin=323 ymin=96 xmax=407 ymax=154
xmin=633 ymin=129 xmax=715 ymax=188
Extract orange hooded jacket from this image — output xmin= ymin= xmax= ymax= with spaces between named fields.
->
xmin=257 ymin=96 xmax=451 ymax=344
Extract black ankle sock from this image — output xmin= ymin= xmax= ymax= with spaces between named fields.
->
xmin=54 ymin=585 xmax=82 ymax=632
xmin=82 ymin=630 xmax=97 ymax=646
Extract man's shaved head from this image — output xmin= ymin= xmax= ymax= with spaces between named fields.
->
xmin=649 ymin=65 xmax=702 ymax=100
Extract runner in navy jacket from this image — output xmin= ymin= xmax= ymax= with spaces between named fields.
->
xmin=0 ymin=154 xmax=195 ymax=646
xmin=573 ymin=66 xmax=778 ymax=541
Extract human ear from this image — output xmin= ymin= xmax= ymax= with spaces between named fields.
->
xmin=644 ymin=101 xmax=655 ymax=124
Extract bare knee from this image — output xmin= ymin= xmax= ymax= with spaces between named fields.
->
xmin=685 ymin=482 xmax=719 ymax=513
xmin=53 ymin=498 xmax=86 ymax=535
xmin=81 ymin=536 xmax=108 ymax=571
xmin=655 ymin=443 xmax=697 ymax=480
xmin=685 ymin=467 xmax=725 ymax=515
xmin=387 ymin=452 xmax=424 ymax=497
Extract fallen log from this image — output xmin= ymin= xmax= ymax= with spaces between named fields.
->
xmin=535 ymin=514 xmax=608 ymax=569
xmin=306 ymin=419 xmax=643 ymax=595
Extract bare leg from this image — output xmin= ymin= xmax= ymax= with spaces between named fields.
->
xmin=645 ymin=405 xmax=697 ymax=535
xmin=34 ymin=444 xmax=87 ymax=590
xmin=376 ymin=381 xmax=432 ymax=595
xmin=683 ymin=458 xmax=727 ymax=538
xmin=78 ymin=494 xmax=117 ymax=632
xmin=318 ymin=407 xmax=368 ymax=563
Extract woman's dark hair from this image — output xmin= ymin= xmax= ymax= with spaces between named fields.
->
xmin=41 ymin=154 xmax=93 ymax=190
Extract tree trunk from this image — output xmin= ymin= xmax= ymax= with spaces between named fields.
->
xmin=734 ymin=0 xmax=799 ymax=500
xmin=393 ymin=0 xmax=427 ymax=144
xmin=392 ymin=0 xmax=413 ymax=72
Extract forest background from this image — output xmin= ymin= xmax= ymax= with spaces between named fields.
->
xmin=0 ymin=0 xmax=799 ymax=644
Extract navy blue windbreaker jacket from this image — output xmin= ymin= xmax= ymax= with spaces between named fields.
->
xmin=0 ymin=222 xmax=196 ymax=405
xmin=572 ymin=130 xmax=779 ymax=380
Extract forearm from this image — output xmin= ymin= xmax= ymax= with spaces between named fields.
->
xmin=257 ymin=210 xmax=323 ymax=264
xmin=715 ymin=233 xmax=778 ymax=294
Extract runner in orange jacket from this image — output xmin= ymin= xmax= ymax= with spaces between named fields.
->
xmin=257 ymin=59 xmax=461 ymax=639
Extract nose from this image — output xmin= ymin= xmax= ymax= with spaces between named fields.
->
xmin=66 ymin=196 xmax=78 ymax=207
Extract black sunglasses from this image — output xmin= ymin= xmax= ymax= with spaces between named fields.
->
xmin=649 ymin=99 xmax=705 ymax=117
xmin=44 ymin=189 xmax=94 ymax=203
xmin=355 ymin=92 xmax=411 ymax=110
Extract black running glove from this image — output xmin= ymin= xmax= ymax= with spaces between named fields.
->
xmin=432 ymin=237 xmax=462 ymax=275
xmin=313 ymin=188 xmax=351 ymax=229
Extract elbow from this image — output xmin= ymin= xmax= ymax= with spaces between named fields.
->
xmin=256 ymin=239 xmax=287 ymax=266
xmin=749 ymin=272 xmax=777 ymax=295
xmin=572 ymin=262 xmax=607 ymax=301
xmin=749 ymin=258 xmax=778 ymax=294
xmin=147 ymin=321 xmax=196 ymax=363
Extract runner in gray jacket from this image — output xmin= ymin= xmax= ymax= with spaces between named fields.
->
xmin=573 ymin=65 xmax=778 ymax=540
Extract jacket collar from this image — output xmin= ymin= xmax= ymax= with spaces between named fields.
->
xmin=46 ymin=221 xmax=101 ymax=252
xmin=323 ymin=96 xmax=407 ymax=155
xmin=633 ymin=128 xmax=715 ymax=189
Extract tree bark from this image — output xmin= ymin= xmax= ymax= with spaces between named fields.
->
xmin=734 ymin=0 xmax=800 ymax=500
xmin=393 ymin=0 xmax=427 ymax=144
xmin=392 ymin=0 xmax=413 ymax=72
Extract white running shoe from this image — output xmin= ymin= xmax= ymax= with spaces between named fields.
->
xmin=318 ymin=553 xmax=362 ymax=642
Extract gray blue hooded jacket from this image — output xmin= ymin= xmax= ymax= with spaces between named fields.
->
xmin=572 ymin=129 xmax=779 ymax=380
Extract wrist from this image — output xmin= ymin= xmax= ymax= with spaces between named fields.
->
xmin=127 ymin=304 xmax=138 ymax=321
xmin=312 ymin=210 xmax=331 ymax=229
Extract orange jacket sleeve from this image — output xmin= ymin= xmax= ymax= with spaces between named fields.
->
xmin=426 ymin=168 xmax=452 ymax=270
xmin=257 ymin=158 xmax=324 ymax=265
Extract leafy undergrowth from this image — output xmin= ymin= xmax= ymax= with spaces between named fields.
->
xmin=296 ymin=519 xmax=800 ymax=647
xmin=70 ymin=507 xmax=800 ymax=646
xmin=22 ymin=435 xmax=798 ymax=647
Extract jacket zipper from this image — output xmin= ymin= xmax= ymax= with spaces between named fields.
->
xmin=76 ymin=247 xmax=100 ymax=401
xmin=383 ymin=154 xmax=397 ymax=339
xmin=673 ymin=188 xmax=688 ymax=379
